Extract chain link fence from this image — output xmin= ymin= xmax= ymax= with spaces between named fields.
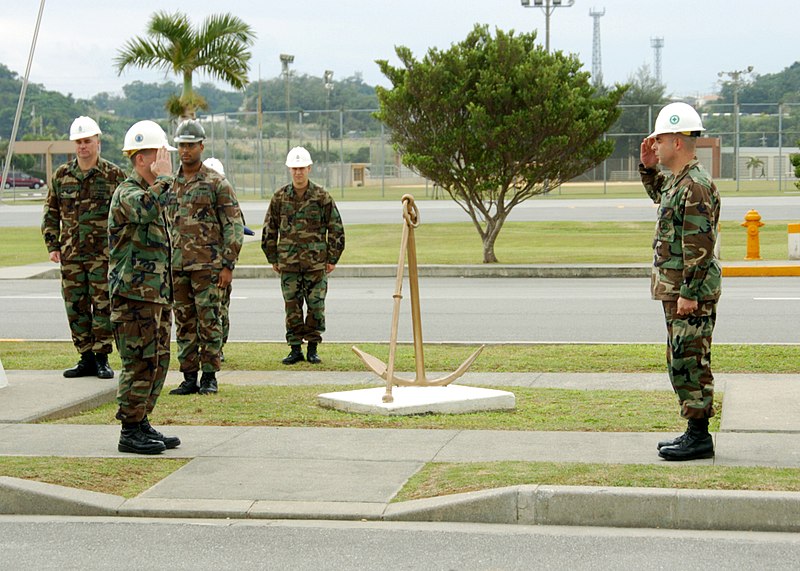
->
xmin=4 ymin=103 xmax=800 ymax=202
xmin=200 ymin=103 xmax=800 ymax=199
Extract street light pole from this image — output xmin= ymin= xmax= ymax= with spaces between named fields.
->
xmin=520 ymin=0 xmax=575 ymax=52
xmin=323 ymin=70 xmax=334 ymax=187
xmin=280 ymin=53 xmax=294 ymax=154
xmin=718 ymin=66 xmax=753 ymax=191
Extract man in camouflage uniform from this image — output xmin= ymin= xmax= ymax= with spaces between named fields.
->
xmin=262 ymin=146 xmax=345 ymax=365
xmin=639 ymin=102 xmax=721 ymax=461
xmin=167 ymin=121 xmax=243 ymax=396
xmin=201 ymin=157 xmax=255 ymax=363
xmin=42 ymin=116 xmax=126 ymax=379
xmin=109 ymin=120 xmax=180 ymax=455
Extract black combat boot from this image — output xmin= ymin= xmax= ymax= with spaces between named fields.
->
xmin=657 ymin=421 xmax=690 ymax=450
xmin=282 ymin=345 xmax=305 ymax=365
xmin=139 ymin=416 xmax=180 ymax=449
xmin=95 ymin=352 xmax=114 ymax=379
xmin=199 ymin=371 xmax=218 ymax=395
xmin=169 ymin=371 xmax=199 ymax=395
xmin=306 ymin=342 xmax=321 ymax=364
xmin=658 ymin=418 xmax=714 ymax=461
xmin=63 ymin=351 xmax=97 ymax=378
xmin=118 ymin=422 xmax=166 ymax=455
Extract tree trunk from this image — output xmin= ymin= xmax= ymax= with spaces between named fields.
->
xmin=480 ymin=215 xmax=506 ymax=263
xmin=482 ymin=238 xmax=499 ymax=263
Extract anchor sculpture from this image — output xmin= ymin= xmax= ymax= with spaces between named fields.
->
xmin=352 ymin=194 xmax=485 ymax=403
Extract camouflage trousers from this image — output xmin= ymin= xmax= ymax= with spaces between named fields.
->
xmin=221 ymin=283 xmax=232 ymax=346
xmin=60 ymin=259 xmax=113 ymax=354
xmin=112 ymin=297 xmax=171 ymax=424
xmin=280 ymin=270 xmax=327 ymax=345
xmin=662 ymin=300 xmax=717 ymax=419
xmin=173 ymin=269 xmax=223 ymax=373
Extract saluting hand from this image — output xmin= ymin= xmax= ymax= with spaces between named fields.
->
xmin=150 ymin=147 xmax=173 ymax=178
xmin=640 ymin=137 xmax=657 ymax=169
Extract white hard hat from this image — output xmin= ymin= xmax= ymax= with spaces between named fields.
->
xmin=650 ymin=102 xmax=705 ymax=137
xmin=122 ymin=120 xmax=177 ymax=154
xmin=203 ymin=157 xmax=225 ymax=176
xmin=69 ymin=116 xmax=102 ymax=140
xmin=285 ymin=146 xmax=313 ymax=168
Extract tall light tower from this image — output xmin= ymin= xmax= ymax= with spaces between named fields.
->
xmin=280 ymin=53 xmax=294 ymax=153
xmin=650 ymin=37 xmax=664 ymax=85
xmin=589 ymin=7 xmax=605 ymax=87
xmin=520 ymin=0 xmax=576 ymax=52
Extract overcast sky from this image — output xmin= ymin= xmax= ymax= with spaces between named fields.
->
xmin=0 ymin=1 xmax=795 ymax=101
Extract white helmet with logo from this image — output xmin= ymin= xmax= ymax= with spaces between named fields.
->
xmin=122 ymin=120 xmax=177 ymax=155
xmin=69 ymin=116 xmax=102 ymax=140
xmin=285 ymin=146 xmax=313 ymax=168
xmin=650 ymin=102 xmax=705 ymax=137
xmin=203 ymin=157 xmax=225 ymax=176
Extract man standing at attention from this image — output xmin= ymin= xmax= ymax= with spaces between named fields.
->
xmin=639 ymin=102 xmax=721 ymax=461
xmin=109 ymin=120 xmax=180 ymax=455
xmin=167 ymin=120 xmax=243 ymax=396
xmin=42 ymin=116 xmax=126 ymax=379
xmin=262 ymin=146 xmax=345 ymax=365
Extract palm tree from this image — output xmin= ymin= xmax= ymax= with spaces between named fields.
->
xmin=745 ymin=156 xmax=765 ymax=179
xmin=115 ymin=11 xmax=256 ymax=120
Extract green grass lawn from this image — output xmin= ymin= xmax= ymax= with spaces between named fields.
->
xmin=217 ymin=219 xmax=793 ymax=266
xmin=2 ymin=341 xmax=798 ymax=374
xmin=4 ymin=217 xmax=796 ymax=268
xmin=46 ymin=384 xmax=714 ymax=433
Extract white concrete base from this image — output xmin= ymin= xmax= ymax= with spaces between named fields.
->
xmin=0 ymin=357 xmax=7 ymax=389
xmin=317 ymin=384 xmax=515 ymax=416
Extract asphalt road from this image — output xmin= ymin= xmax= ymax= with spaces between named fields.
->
xmin=1 ymin=517 xmax=799 ymax=570
xmin=3 ymin=195 xmax=800 ymax=228
xmin=1 ymin=277 xmax=797 ymax=344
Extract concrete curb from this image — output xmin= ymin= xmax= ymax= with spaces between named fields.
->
xmin=3 ymin=477 xmax=800 ymax=532
xmin=7 ymin=263 xmax=800 ymax=280
xmin=386 ymin=484 xmax=800 ymax=532
xmin=0 ymin=476 xmax=124 ymax=517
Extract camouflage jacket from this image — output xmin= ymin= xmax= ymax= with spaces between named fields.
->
xmin=41 ymin=157 xmax=127 ymax=262
xmin=261 ymin=181 xmax=345 ymax=272
xmin=166 ymin=164 xmax=244 ymax=272
xmin=640 ymin=158 xmax=721 ymax=302
xmin=108 ymin=172 xmax=173 ymax=305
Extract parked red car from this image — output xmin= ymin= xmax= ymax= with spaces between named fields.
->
xmin=3 ymin=171 xmax=46 ymax=189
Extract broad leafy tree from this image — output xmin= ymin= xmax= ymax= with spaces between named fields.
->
xmin=612 ymin=65 xmax=668 ymax=158
xmin=115 ymin=11 xmax=255 ymax=119
xmin=376 ymin=25 xmax=626 ymax=263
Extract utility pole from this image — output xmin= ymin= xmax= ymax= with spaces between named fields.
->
xmin=719 ymin=66 xmax=754 ymax=190
xmin=323 ymin=70 xmax=334 ymax=187
xmin=280 ymin=53 xmax=294 ymax=154
xmin=520 ymin=0 xmax=575 ymax=53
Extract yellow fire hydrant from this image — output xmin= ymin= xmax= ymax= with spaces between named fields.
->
xmin=740 ymin=209 xmax=764 ymax=260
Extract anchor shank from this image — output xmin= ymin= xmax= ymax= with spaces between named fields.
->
xmin=405 ymin=220 xmax=426 ymax=382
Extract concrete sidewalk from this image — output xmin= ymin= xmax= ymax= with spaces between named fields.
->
xmin=1 ymin=369 xmax=800 ymax=531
